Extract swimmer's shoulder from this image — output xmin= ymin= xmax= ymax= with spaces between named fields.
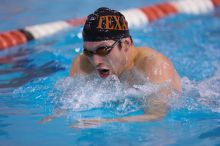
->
xmin=135 ymin=47 xmax=174 ymax=74
xmin=134 ymin=47 xmax=160 ymax=65
xmin=134 ymin=47 xmax=182 ymax=91
xmin=135 ymin=46 xmax=171 ymax=63
xmin=70 ymin=54 xmax=94 ymax=76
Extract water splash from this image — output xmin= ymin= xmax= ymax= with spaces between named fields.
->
xmin=51 ymin=66 xmax=220 ymax=117
xmin=50 ymin=72 xmax=165 ymax=116
xmin=169 ymin=66 xmax=220 ymax=113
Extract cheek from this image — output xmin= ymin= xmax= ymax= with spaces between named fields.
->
xmin=108 ymin=51 xmax=124 ymax=67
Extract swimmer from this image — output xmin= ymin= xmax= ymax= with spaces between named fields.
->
xmin=41 ymin=7 xmax=181 ymax=128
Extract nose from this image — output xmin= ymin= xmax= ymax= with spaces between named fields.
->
xmin=90 ymin=54 xmax=104 ymax=66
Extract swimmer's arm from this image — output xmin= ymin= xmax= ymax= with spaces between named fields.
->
xmin=106 ymin=53 xmax=180 ymax=122
xmin=70 ymin=82 xmax=169 ymax=128
xmin=98 ymin=88 xmax=169 ymax=123
xmin=70 ymin=54 xmax=94 ymax=76
xmin=116 ymin=54 xmax=181 ymax=121
xmin=120 ymin=89 xmax=169 ymax=122
xmin=70 ymin=55 xmax=82 ymax=76
xmin=39 ymin=109 xmax=66 ymax=123
xmin=71 ymin=81 xmax=171 ymax=128
xmin=70 ymin=91 xmax=168 ymax=128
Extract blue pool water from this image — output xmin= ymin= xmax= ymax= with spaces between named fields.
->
xmin=1 ymin=0 xmax=220 ymax=146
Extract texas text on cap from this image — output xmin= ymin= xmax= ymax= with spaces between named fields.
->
xmin=83 ymin=7 xmax=130 ymax=42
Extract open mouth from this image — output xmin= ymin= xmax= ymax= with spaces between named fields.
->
xmin=97 ymin=69 xmax=110 ymax=78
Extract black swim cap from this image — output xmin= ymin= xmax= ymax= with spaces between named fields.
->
xmin=83 ymin=7 xmax=130 ymax=42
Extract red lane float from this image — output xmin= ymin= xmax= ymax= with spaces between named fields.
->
xmin=0 ymin=30 xmax=27 ymax=50
xmin=0 ymin=0 xmax=220 ymax=50
xmin=156 ymin=3 xmax=178 ymax=15
xmin=66 ymin=17 xmax=87 ymax=26
xmin=212 ymin=0 xmax=220 ymax=6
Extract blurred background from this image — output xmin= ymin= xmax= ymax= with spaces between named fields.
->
xmin=0 ymin=0 xmax=166 ymax=31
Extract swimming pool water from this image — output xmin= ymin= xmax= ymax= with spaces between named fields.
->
xmin=1 ymin=0 xmax=220 ymax=146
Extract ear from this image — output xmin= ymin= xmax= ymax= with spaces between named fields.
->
xmin=123 ymin=38 xmax=131 ymax=52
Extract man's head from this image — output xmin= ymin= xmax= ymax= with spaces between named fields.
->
xmin=82 ymin=7 xmax=133 ymax=78
xmin=83 ymin=7 xmax=130 ymax=41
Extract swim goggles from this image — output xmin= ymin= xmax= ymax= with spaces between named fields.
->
xmin=83 ymin=39 xmax=121 ymax=57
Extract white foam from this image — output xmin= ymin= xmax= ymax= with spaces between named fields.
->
xmin=169 ymin=66 xmax=220 ymax=113
xmin=48 ymin=60 xmax=220 ymax=117
xmin=51 ymin=72 xmax=168 ymax=116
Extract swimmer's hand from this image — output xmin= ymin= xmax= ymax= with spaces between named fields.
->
xmin=70 ymin=112 xmax=165 ymax=129
xmin=39 ymin=109 xmax=65 ymax=124
xmin=70 ymin=118 xmax=110 ymax=129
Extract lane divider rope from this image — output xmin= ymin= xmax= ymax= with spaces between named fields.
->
xmin=0 ymin=0 xmax=219 ymax=50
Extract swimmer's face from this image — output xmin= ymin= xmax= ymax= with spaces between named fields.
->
xmin=83 ymin=39 xmax=128 ymax=78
